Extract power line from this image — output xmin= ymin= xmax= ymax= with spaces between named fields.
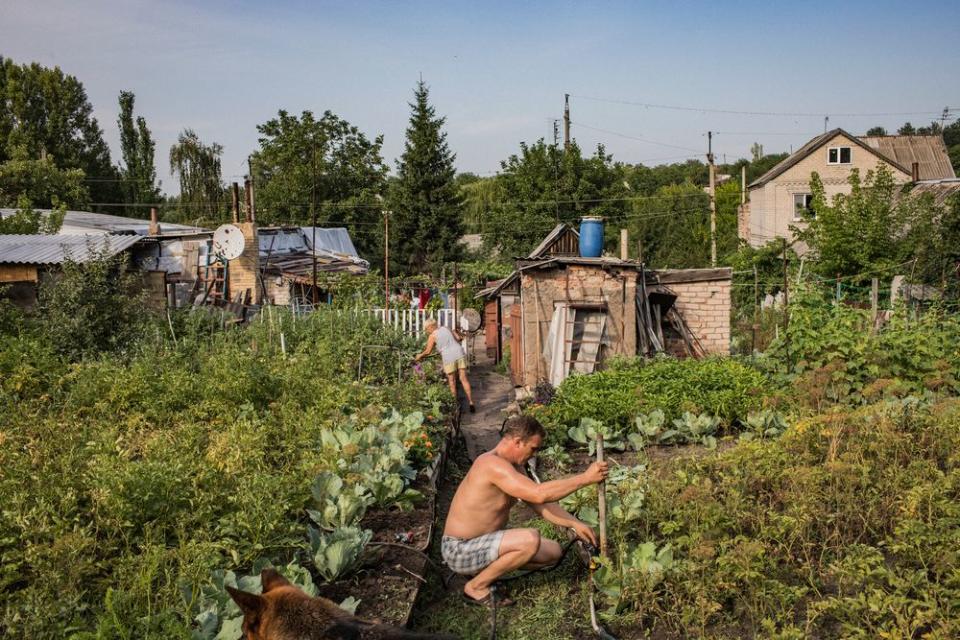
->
xmin=570 ymin=94 xmax=954 ymax=118
xmin=571 ymin=121 xmax=703 ymax=153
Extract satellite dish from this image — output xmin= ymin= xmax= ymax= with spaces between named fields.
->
xmin=212 ymin=224 xmax=245 ymax=261
xmin=460 ymin=308 xmax=482 ymax=332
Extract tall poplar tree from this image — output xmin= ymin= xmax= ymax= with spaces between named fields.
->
xmin=117 ymin=91 xmax=161 ymax=214
xmin=389 ymin=81 xmax=463 ymax=274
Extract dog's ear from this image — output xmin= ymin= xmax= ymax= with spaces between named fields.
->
xmin=226 ymin=585 xmax=263 ymax=619
xmin=260 ymin=568 xmax=292 ymax=593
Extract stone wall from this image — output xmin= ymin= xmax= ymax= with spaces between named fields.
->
xmin=519 ymin=264 xmax=638 ymax=388
xmin=658 ymin=269 xmax=732 ymax=355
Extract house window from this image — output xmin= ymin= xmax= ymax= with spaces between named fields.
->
xmin=828 ymin=146 xmax=852 ymax=164
xmin=793 ymin=193 xmax=815 ymax=220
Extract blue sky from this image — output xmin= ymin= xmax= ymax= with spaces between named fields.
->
xmin=2 ymin=0 xmax=958 ymax=196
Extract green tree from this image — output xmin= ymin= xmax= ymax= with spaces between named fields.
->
xmin=169 ymin=129 xmax=224 ymax=221
xmin=250 ymin=109 xmax=387 ymax=258
xmin=797 ymin=165 xmax=906 ymax=280
xmin=897 ymin=122 xmax=916 ymax=135
xmin=388 ymin=81 xmax=463 ymax=273
xmin=866 ymin=126 xmax=888 ymax=136
xmin=0 ymin=196 xmax=65 ymax=234
xmin=0 ymin=153 xmax=89 ymax=209
xmin=117 ymin=91 xmax=160 ymax=214
xmin=484 ymin=139 xmax=630 ymax=257
xmin=460 ymin=176 xmax=502 ymax=235
xmin=0 ymin=57 xmax=121 ymax=205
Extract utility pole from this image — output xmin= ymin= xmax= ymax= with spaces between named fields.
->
xmin=707 ymin=131 xmax=717 ymax=267
xmin=552 ymin=119 xmax=560 ymax=147
xmin=563 ymin=94 xmax=571 ymax=151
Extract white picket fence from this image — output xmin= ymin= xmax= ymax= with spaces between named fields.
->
xmin=288 ymin=301 xmax=457 ymax=338
xmin=365 ymin=308 xmax=456 ymax=337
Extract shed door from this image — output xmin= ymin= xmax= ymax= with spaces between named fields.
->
xmin=509 ymin=304 xmax=523 ymax=385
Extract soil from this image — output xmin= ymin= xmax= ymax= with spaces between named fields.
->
xmin=314 ymin=451 xmax=444 ymax=625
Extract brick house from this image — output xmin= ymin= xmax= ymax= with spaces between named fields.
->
xmin=739 ymin=129 xmax=955 ymax=250
xmin=481 ymin=224 xmax=731 ymax=389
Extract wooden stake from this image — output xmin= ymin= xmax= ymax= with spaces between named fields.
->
xmin=596 ymin=434 xmax=608 ymax=557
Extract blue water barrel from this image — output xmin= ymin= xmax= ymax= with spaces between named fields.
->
xmin=579 ymin=217 xmax=604 ymax=257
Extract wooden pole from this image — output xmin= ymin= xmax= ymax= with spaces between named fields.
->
xmin=752 ymin=264 xmax=759 ymax=354
xmin=383 ymin=210 xmax=390 ymax=311
xmin=637 ymin=238 xmax=644 ymax=265
xmin=620 ymin=228 xmax=629 ymax=261
xmin=707 ymin=132 xmax=717 ymax=267
xmin=782 ymin=238 xmax=789 ymax=361
xmin=596 ymin=434 xmax=608 ymax=557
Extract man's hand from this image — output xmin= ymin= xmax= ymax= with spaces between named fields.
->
xmin=571 ymin=520 xmax=598 ymax=546
xmin=582 ymin=461 xmax=610 ymax=485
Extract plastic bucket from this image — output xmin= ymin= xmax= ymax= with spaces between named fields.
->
xmin=579 ymin=217 xmax=604 ymax=258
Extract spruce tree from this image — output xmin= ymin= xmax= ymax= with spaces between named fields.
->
xmin=117 ymin=91 xmax=161 ymax=214
xmin=389 ymin=81 xmax=463 ymax=274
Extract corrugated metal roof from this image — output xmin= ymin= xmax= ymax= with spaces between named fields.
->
xmin=0 ymin=234 xmax=142 ymax=265
xmin=859 ymin=135 xmax=956 ymax=180
xmin=258 ymin=227 xmax=361 ymax=259
xmin=893 ymin=179 xmax=960 ymax=208
xmin=0 ymin=209 xmax=208 ymax=236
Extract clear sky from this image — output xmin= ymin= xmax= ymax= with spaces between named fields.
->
xmin=2 ymin=0 xmax=958 ymax=195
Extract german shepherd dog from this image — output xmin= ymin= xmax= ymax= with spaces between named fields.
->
xmin=226 ymin=568 xmax=458 ymax=640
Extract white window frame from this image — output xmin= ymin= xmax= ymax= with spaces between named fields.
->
xmin=793 ymin=193 xmax=815 ymax=221
xmin=827 ymin=146 xmax=852 ymax=165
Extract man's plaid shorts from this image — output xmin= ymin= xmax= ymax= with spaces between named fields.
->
xmin=441 ymin=530 xmax=506 ymax=575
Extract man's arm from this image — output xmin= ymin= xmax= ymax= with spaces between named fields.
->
xmin=414 ymin=334 xmax=436 ymax=361
xmin=487 ymin=457 xmax=607 ymax=505
xmin=529 ymin=502 xmax=598 ymax=546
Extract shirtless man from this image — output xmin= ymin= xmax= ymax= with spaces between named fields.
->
xmin=442 ymin=415 xmax=609 ymax=606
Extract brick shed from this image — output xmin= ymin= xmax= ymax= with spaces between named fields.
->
xmin=480 ymin=224 xmax=732 ymax=389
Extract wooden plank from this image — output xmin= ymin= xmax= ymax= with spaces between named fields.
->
xmin=655 ymin=267 xmax=733 ymax=284
xmin=0 ymin=264 xmax=38 ymax=283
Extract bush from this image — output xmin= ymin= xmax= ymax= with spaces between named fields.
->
xmin=38 ymin=251 xmax=147 ymax=360
xmin=0 ymin=305 xmax=450 ymax=638
xmin=535 ymin=356 xmax=769 ymax=441
xmin=562 ymin=397 xmax=960 ymax=637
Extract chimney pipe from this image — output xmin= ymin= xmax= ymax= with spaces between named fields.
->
xmin=244 ymin=179 xmax=254 ymax=223
xmin=911 ymin=162 xmax=920 ymax=182
xmin=231 ymin=182 xmax=240 ymax=223
xmin=149 ymin=207 xmax=160 ymax=236
xmin=620 ymin=228 xmax=629 ymax=261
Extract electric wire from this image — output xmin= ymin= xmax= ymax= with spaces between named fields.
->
xmin=570 ymin=94 xmax=955 ymax=119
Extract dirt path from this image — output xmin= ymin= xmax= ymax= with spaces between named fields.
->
xmin=458 ymin=350 xmax=516 ymax=460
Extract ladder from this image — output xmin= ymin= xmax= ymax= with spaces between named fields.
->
xmin=198 ymin=254 xmax=227 ymax=304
